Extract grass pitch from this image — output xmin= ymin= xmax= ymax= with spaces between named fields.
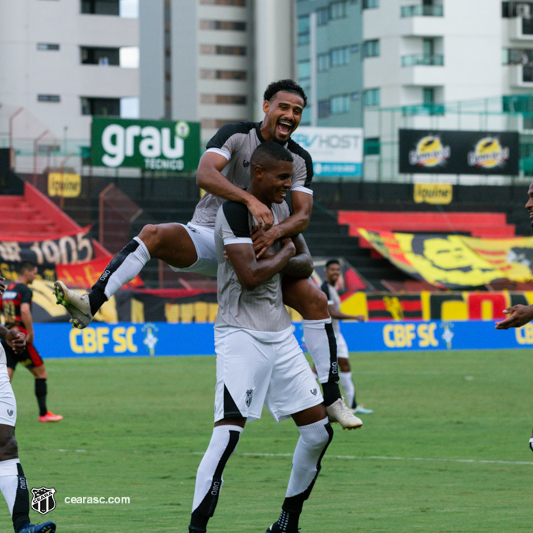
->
xmin=3 ymin=348 xmax=533 ymax=532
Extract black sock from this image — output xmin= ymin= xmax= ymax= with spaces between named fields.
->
xmin=35 ymin=378 xmax=47 ymax=417
xmin=321 ymin=381 xmax=341 ymax=407
xmin=12 ymin=463 xmax=30 ymax=533
xmin=89 ymin=287 xmax=107 ymax=316
xmin=272 ymin=506 xmax=301 ymax=532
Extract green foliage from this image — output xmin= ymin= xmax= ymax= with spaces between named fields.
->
xmin=4 ymin=349 xmax=533 ymax=532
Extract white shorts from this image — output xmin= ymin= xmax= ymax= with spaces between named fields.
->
xmin=214 ymin=326 xmax=323 ymax=423
xmin=168 ymin=223 xmax=218 ymax=277
xmin=0 ymin=361 xmax=17 ymax=427
xmin=336 ymin=332 xmax=349 ymax=360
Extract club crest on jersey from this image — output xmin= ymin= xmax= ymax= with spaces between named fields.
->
xmin=245 ymin=389 xmax=253 ymax=407
xmin=31 ymin=486 xmax=56 ymax=515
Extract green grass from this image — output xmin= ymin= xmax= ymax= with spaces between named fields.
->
xmin=4 ymin=349 xmax=533 ymax=532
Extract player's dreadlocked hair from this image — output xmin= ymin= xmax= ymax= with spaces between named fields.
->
xmin=263 ymin=79 xmax=308 ymax=108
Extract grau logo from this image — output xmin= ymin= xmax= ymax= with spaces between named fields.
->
xmin=31 ymin=487 xmax=56 ymax=515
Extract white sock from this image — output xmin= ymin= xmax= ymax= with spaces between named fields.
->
xmin=340 ymin=371 xmax=355 ymax=408
xmin=286 ymin=418 xmax=332 ymax=498
xmin=303 ymin=319 xmax=337 ymax=384
xmin=104 ymin=237 xmax=151 ymax=298
xmin=0 ymin=458 xmax=20 ymax=515
xmin=192 ymin=425 xmax=243 ymax=512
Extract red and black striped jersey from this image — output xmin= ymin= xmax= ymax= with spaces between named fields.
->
xmin=0 ymin=282 xmax=32 ymax=332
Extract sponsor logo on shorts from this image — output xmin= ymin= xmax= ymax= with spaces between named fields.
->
xmin=245 ymin=389 xmax=253 ymax=407
xmin=31 ymin=486 xmax=56 ymax=515
xmin=310 ymin=388 xmax=318 ymax=396
xmin=7 ymin=409 xmax=13 ymax=417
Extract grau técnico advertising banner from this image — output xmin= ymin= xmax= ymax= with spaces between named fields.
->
xmin=291 ymin=127 xmax=363 ymax=177
xmin=91 ymin=117 xmax=201 ymax=171
xmin=399 ymin=129 xmax=520 ymax=176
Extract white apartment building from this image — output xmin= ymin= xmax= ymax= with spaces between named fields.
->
xmin=0 ymin=0 xmax=139 ymax=171
xmin=139 ymin=0 xmax=293 ymax=146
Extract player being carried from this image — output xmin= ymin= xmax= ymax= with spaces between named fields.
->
xmin=189 ymin=142 xmax=335 ymax=533
xmin=54 ymin=79 xmax=361 ymax=429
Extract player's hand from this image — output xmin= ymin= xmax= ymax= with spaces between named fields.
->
xmin=355 ymin=314 xmax=366 ymax=322
xmin=246 ymin=196 xmax=273 ymax=231
xmin=252 ymin=225 xmax=281 ymax=259
xmin=5 ymin=330 xmax=26 ymax=354
xmin=0 ymin=276 xmax=6 ymax=294
xmin=495 ymin=304 xmax=533 ymax=329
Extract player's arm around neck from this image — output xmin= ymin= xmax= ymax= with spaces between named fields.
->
xmin=197 ymin=151 xmax=274 ymax=228
xmin=225 ymin=238 xmax=296 ymax=291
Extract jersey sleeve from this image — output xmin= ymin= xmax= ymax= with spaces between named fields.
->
xmin=19 ymin=285 xmax=32 ymax=305
xmin=221 ymin=201 xmax=252 ymax=245
xmin=320 ymin=281 xmax=334 ymax=305
xmin=288 ymin=139 xmax=314 ymax=195
xmin=206 ymin=122 xmax=255 ymax=161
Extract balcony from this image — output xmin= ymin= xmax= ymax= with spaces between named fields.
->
xmin=509 ymin=64 xmax=533 ymax=87
xmin=401 ymin=54 xmax=444 ymax=67
xmin=509 ymin=16 xmax=533 ymax=41
xmin=401 ymin=4 xmax=443 ymax=17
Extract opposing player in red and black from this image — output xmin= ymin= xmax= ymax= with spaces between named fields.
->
xmin=0 ymin=262 xmax=62 ymax=423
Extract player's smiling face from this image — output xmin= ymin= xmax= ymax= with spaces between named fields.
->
xmin=326 ymin=263 xmax=341 ymax=285
xmin=526 ymin=181 xmax=533 ymax=227
xmin=261 ymin=91 xmax=304 ymax=144
xmin=254 ymin=160 xmax=293 ymax=206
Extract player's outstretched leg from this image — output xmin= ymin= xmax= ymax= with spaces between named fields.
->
xmin=55 ymin=223 xmax=198 ymax=328
xmin=282 ymin=277 xmax=362 ymax=429
xmin=266 ymin=414 xmax=333 ymax=533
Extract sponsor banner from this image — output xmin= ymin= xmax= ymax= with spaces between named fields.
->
xmin=291 ymin=127 xmax=363 ymax=178
xmin=399 ymin=129 xmax=519 ymax=176
xmin=413 ymin=183 xmax=452 ymax=205
xmin=358 ymin=229 xmax=533 ymax=289
xmin=32 ymin=320 xmax=533 ymax=358
xmin=91 ymin=117 xmax=201 ymax=171
xmin=48 ymin=172 xmax=81 ymax=198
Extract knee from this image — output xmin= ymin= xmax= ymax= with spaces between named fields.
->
xmin=310 ymin=289 xmax=329 ymax=317
xmin=0 ymin=434 xmax=18 ymax=461
xmin=138 ymin=224 xmax=163 ymax=250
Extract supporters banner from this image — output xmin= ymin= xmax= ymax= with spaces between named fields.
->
xmin=31 ymin=319 xmax=533 ymax=358
xmin=91 ymin=117 xmax=201 ymax=171
xmin=358 ymin=229 xmax=533 ymax=289
xmin=399 ymin=129 xmax=520 ymax=175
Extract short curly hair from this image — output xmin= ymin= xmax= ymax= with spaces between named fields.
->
xmin=263 ymin=79 xmax=308 ymax=108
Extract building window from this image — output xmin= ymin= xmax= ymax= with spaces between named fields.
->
xmin=38 ymin=94 xmax=61 ymax=103
xmin=316 ymin=7 xmax=329 ymax=25
xmin=200 ymin=19 xmax=246 ymax=31
xmin=200 ymin=44 xmax=247 ymax=55
xmin=199 ymin=0 xmax=246 ymax=4
xmin=331 ymin=94 xmax=350 ymax=114
xmin=297 ymin=60 xmax=311 ymax=81
xmin=331 ymin=46 xmax=350 ymax=66
xmin=81 ymin=46 xmax=120 ymax=65
xmin=329 ymin=1 xmax=347 ymax=19
xmin=363 ymin=39 xmax=380 ymax=58
xmin=363 ymin=0 xmax=379 ymax=8
xmin=81 ymin=97 xmax=120 ymax=116
xmin=298 ymin=15 xmax=310 ymax=45
xmin=200 ymin=94 xmax=247 ymax=105
xmin=364 ymin=137 xmax=381 ymax=156
xmin=423 ymin=87 xmax=435 ymax=105
xmin=200 ymin=69 xmax=247 ymax=80
xmin=37 ymin=43 xmax=60 ymax=51
xmin=318 ymin=100 xmax=331 ymax=118
xmin=81 ymin=0 xmax=119 ymax=15
xmin=364 ymin=88 xmax=380 ymax=107
xmin=318 ymin=53 xmax=330 ymax=72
